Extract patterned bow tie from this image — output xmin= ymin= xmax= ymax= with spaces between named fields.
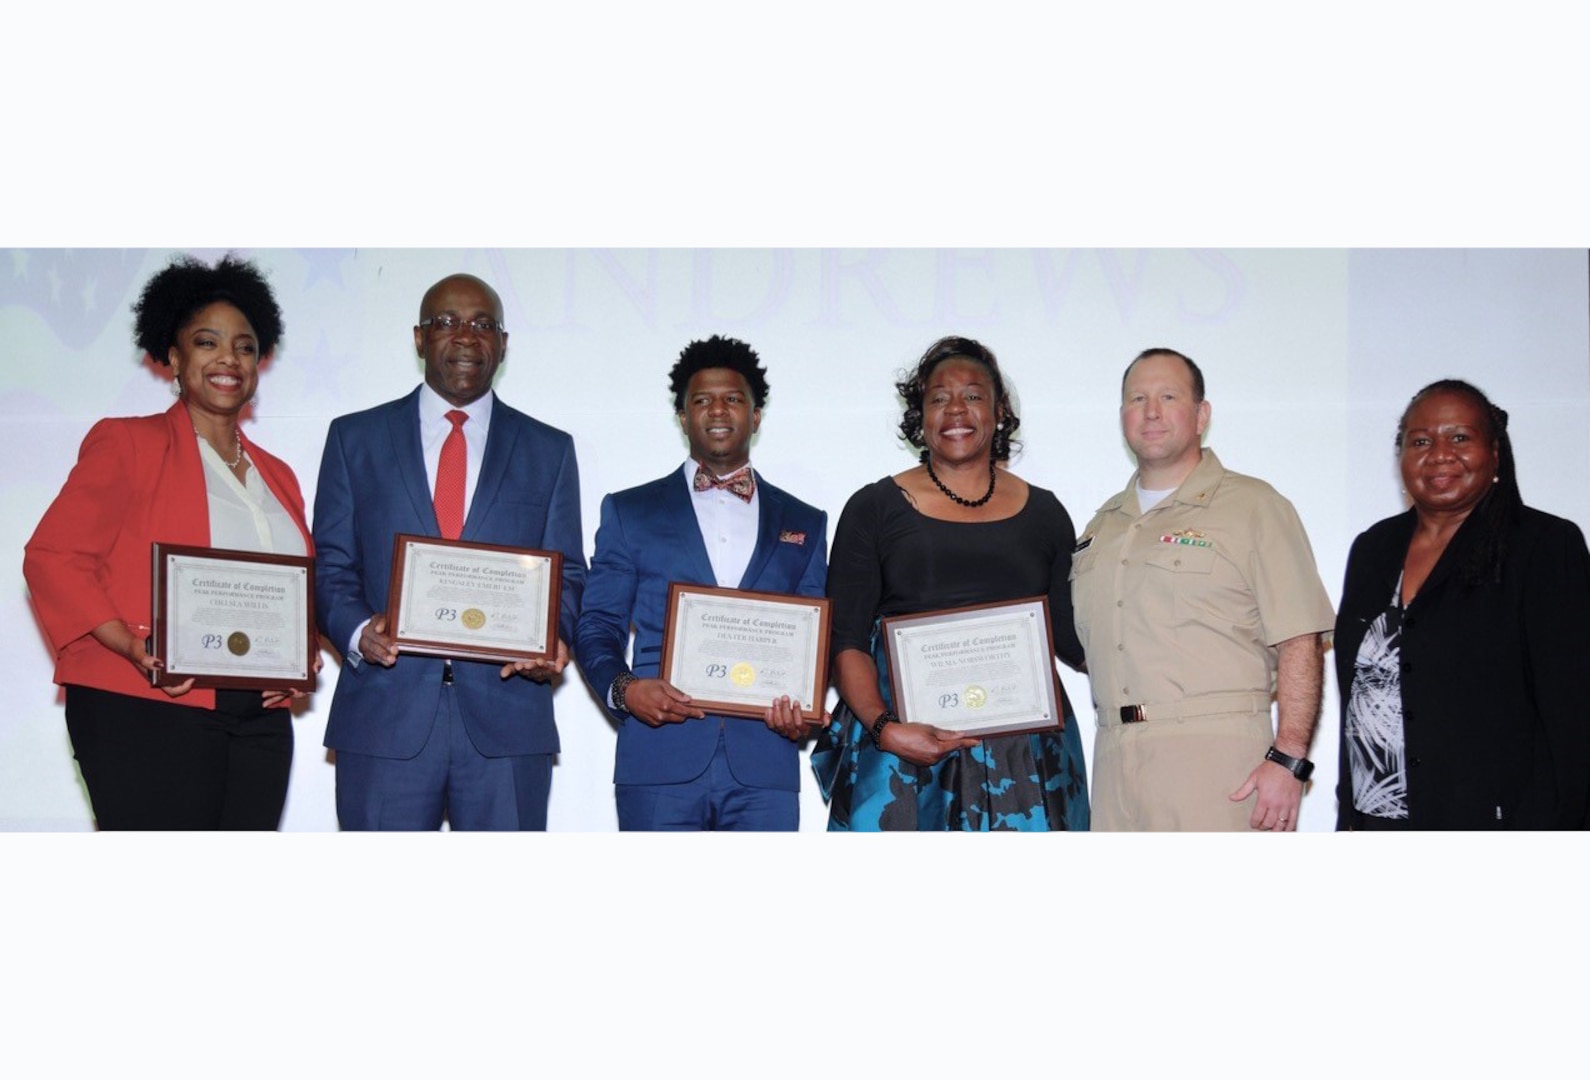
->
xmin=693 ymin=463 xmax=755 ymax=503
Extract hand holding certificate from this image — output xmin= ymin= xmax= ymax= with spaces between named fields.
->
xmin=659 ymin=584 xmax=832 ymax=722
xmin=150 ymin=543 xmax=317 ymax=693
xmin=882 ymin=597 xmax=1061 ymax=738
xmin=385 ymin=535 xmax=562 ymax=665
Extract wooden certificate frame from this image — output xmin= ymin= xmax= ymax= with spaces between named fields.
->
xmin=150 ymin=542 xmax=316 ymax=693
xmin=385 ymin=534 xmax=562 ymax=664
xmin=882 ymin=596 xmax=1061 ymax=738
xmin=659 ymin=583 xmax=832 ymax=721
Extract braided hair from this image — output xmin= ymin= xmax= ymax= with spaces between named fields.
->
xmin=1397 ymin=378 xmax=1522 ymax=586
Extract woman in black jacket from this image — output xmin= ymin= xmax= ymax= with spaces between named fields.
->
xmin=1335 ymin=379 xmax=1590 ymax=829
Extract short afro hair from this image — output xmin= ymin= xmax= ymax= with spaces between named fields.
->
xmin=132 ymin=253 xmax=284 ymax=364
xmin=668 ymin=335 xmax=770 ymax=411
xmin=896 ymin=335 xmax=1020 ymax=462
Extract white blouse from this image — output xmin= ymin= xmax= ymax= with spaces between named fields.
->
xmin=198 ymin=438 xmax=307 ymax=557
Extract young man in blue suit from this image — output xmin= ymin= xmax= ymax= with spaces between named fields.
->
xmin=575 ymin=336 xmax=827 ymax=830
xmin=313 ymin=273 xmax=586 ymax=830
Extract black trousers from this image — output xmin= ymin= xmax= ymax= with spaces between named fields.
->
xmin=1346 ymin=808 xmax=1412 ymax=832
xmin=65 ymin=685 xmax=293 ymax=830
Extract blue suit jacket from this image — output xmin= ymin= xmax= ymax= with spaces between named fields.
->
xmin=314 ymin=388 xmax=587 ymax=759
xmin=574 ymin=469 xmax=827 ymax=791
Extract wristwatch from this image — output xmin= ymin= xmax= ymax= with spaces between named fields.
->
xmin=1265 ymin=745 xmax=1315 ymax=782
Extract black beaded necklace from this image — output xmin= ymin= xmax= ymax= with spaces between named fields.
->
xmin=925 ymin=456 xmax=996 ymax=508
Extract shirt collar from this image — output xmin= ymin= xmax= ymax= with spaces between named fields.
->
xmin=419 ymin=383 xmax=494 ymax=433
xmin=1165 ymin=448 xmax=1225 ymax=507
xmin=1102 ymin=448 xmax=1227 ymax=515
xmin=682 ymin=458 xmax=754 ymax=485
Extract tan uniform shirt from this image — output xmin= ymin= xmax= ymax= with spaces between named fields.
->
xmin=1071 ymin=449 xmax=1335 ymax=830
xmin=1072 ymin=449 xmax=1333 ymax=711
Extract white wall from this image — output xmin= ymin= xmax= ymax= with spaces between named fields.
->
xmin=4 ymin=247 xmax=1586 ymax=831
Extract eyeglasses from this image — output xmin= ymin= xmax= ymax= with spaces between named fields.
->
xmin=419 ymin=314 xmax=504 ymax=335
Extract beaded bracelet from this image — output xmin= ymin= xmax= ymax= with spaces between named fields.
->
xmin=611 ymin=671 xmax=638 ymax=713
xmin=868 ymin=710 xmax=899 ymax=749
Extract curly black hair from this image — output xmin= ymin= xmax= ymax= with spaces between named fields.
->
xmin=1397 ymin=378 xmax=1523 ymax=587
xmin=895 ymin=335 xmax=1019 ymax=462
xmin=132 ymin=253 xmax=284 ymax=364
xmin=668 ymin=334 xmax=770 ymax=411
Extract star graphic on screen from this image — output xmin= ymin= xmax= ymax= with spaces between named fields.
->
xmin=299 ymin=248 xmax=355 ymax=289
xmin=0 ymin=249 xmax=145 ymax=349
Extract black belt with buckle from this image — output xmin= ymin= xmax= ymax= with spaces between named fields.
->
xmin=1119 ymin=705 xmax=1147 ymax=724
xmin=441 ymin=659 xmax=454 ymax=684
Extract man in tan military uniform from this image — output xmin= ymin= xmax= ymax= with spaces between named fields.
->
xmin=1071 ymin=348 xmax=1334 ymax=831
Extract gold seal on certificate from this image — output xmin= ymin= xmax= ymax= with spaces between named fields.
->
xmin=385 ymin=534 xmax=562 ymax=664
xmin=659 ymin=583 xmax=832 ymax=722
xmin=882 ymin=597 xmax=1061 ymax=738
xmin=150 ymin=543 xmax=316 ymax=693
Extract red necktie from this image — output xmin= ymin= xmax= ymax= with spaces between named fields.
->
xmin=434 ymin=409 xmax=468 ymax=539
xmin=692 ymin=463 xmax=755 ymax=503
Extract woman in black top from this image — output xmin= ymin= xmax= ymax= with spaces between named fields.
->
xmin=1336 ymin=379 xmax=1590 ymax=829
xmin=811 ymin=336 xmax=1090 ymax=830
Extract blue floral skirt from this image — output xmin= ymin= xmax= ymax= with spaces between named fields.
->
xmin=810 ymin=629 xmax=1089 ymax=831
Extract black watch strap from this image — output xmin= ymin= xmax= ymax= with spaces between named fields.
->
xmin=1265 ymin=745 xmax=1315 ymax=782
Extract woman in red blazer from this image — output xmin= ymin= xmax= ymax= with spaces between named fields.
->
xmin=24 ymin=254 xmax=315 ymax=830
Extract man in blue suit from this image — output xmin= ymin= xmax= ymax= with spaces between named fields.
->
xmin=575 ymin=336 xmax=827 ymax=830
xmin=313 ymin=273 xmax=586 ymax=830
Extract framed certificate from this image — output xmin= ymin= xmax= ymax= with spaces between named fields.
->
xmin=882 ymin=597 xmax=1060 ymax=738
xmin=659 ymin=583 xmax=832 ymax=722
xmin=385 ymin=534 xmax=562 ymax=663
xmin=150 ymin=543 xmax=316 ymax=692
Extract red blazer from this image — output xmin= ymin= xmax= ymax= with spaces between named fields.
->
xmin=23 ymin=402 xmax=313 ymax=709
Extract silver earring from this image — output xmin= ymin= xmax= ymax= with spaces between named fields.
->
xmin=171 ymin=375 xmax=182 ymax=398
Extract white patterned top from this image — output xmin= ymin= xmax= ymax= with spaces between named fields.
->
xmin=1345 ymin=575 xmax=1407 ymax=819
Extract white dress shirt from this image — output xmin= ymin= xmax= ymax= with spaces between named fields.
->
xmin=684 ymin=459 xmax=759 ymax=588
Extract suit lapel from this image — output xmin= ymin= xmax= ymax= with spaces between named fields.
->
xmin=463 ymin=399 xmax=517 ymax=541
xmin=661 ymin=472 xmax=719 ymax=586
xmin=738 ymin=473 xmax=781 ymax=589
xmin=1416 ymin=507 xmax=1483 ymax=603
xmin=388 ymin=390 xmax=437 ymax=532
xmin=1371 ymin=510 xmax=1416 ymax=600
